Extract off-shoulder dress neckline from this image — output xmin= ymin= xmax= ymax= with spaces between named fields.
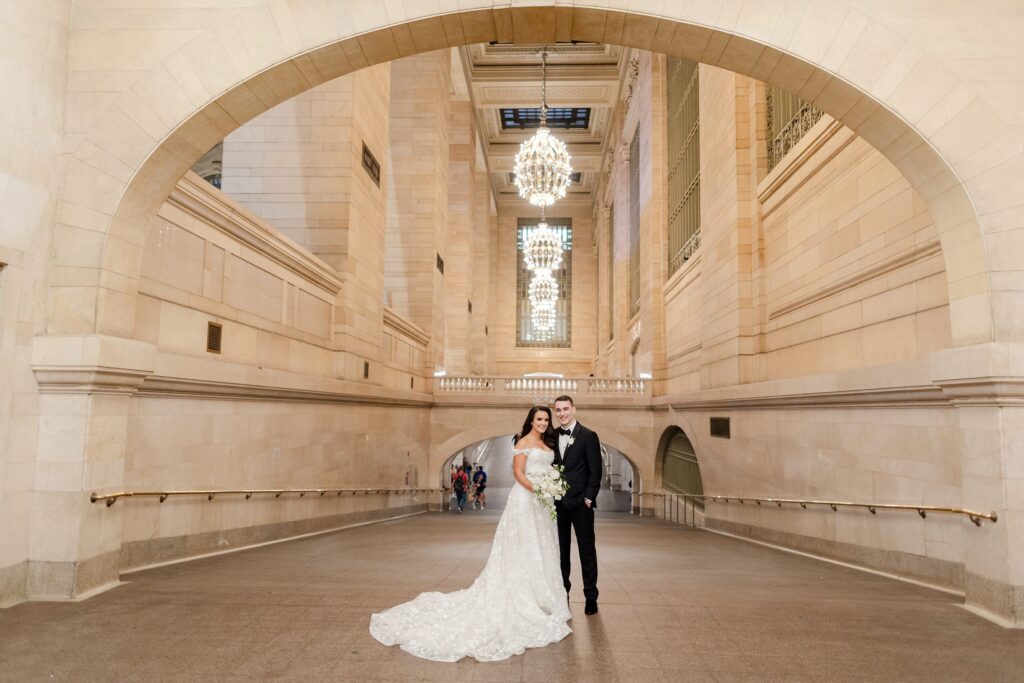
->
xmin=514 ymin=445 xmax=554 ymax=455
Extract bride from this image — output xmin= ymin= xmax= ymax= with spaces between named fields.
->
xmin=369 ymin=406 xmax=572 ymax=662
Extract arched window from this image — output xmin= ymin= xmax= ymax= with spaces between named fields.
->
xmin=661 ymin=428 xmax=704 ymax=506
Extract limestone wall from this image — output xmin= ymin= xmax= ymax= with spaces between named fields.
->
xmin=0 ymin=1 xmax=71 ymax=605
xmin=120 ymin=397 xmax=431 ymax=569
xmin=137 ymin=174 xmax=338 ymax=378
xmin=110 ymin=168 xmax=439 ymax=571
xmin=220 ymin=76 xmax=356 ymax=267
xmin=593 ymin=54 xmax=965 ymax=589
xmin=659 ymin=376 xmax=965 ymax=587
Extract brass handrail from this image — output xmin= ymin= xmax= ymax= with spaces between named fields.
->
xmin=638 ymin=492 xmax=998 ymax=527
xmin=90 ymin=487 xmax=443 ymax=507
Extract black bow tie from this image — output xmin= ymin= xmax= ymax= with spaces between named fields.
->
xmin=557 ymin=428 xmax=572 ymax=435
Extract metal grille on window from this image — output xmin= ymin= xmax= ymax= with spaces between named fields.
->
xmin=766 ymin=84 xmax=823 ymax=171
xmin=661 ymin=429 xmax=704 ymax=508
xmin=517 ymin=218 xmax=572 ymax=347
xmin=628 ymin=130 xmax=641 ymax=319
xmin=667 ymin=57 xmax=701 ymax=276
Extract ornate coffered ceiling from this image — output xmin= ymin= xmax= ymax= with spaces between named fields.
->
xmin=458 ymin=42 xmax=627 ymax=206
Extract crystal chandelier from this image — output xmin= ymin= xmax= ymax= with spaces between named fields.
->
xmin=532 ymin=306 xmax=557 ymax=335
xmin=513 ymin=48 xmax=573 ymax=207
xmin=528 ymin=271 xmax=559 ymax=305
xmin=525 ymin=212 xmax=563 ymax=339
xmin=523 ymin=220 xmax=563 ymax=274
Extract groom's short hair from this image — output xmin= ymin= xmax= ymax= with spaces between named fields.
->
xmin=553 ymin=394 xmax=574 ymax=406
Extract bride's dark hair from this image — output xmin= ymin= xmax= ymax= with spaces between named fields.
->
xmin=514 ymin=405 xmax=558 ymax=451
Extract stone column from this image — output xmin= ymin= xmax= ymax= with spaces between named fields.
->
xmin=697 ymin=67 xmax=757 ymax=389
xmin=643 ymin=53 xmax=669 ymax=393
xmin=386 ymin=50 xmax=451 ymax=376
xmin=444 ymin=98 xmax=477 ymax=376
xmin=470 ymin=159 xmax=494 ymax=374
xmin=336 ymin=63 xmax=391 ymax=367
xmin=28 ymin=335 xmax=153 ymax=598
xmin=932 ymin=342 xmax=1024 ymax=625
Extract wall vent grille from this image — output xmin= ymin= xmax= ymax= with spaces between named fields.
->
xmin=206 ymin=322 xmax=222 ymax=353
xmin=710 ymin=417 xmax=730 ymax=439
xmin=361 ymin=142 xmax=381 ymax=186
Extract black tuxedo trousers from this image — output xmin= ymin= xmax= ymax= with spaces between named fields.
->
xmin=556 ymin=502 xmax=598 ymax=602
xmin=554 ymin=424 xmax=601 ymax=603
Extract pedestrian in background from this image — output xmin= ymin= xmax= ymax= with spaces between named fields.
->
xmin=472 ymin=465 xmax=487 ymax=510
xmin=452 ymin=467 xmax=469 ymax=514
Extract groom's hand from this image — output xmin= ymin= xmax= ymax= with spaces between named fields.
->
xmin=584 ymin=498 xmax=592 ymax=508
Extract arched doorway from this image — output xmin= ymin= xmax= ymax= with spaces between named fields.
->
xmin=659 ymin=427 xmax=704 ymax=508
xmin=440 ymin=435 xmax=638 ymax=513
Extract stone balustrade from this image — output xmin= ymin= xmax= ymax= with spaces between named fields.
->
xmin=435 ymin=376 xmax=649 ymax=405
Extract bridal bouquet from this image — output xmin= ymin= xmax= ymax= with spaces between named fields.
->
xmin=528 ymin=464 xmax=570 ymax=521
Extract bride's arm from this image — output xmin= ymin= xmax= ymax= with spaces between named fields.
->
xmin=512 ymin=452 xmax=534 ymax=492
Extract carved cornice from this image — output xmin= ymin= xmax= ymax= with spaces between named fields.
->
xmin=33 ymin=366 xmax=153 ymax=395
xmin=137 ymin=376 xmax=433 ymax=406
xmin=757 ymin=117 xmax=850 ymax=216
xmin=665 ymin=343 xmax=702 ymax=363
xmin=32 ymin=335 xmax=156 ymax=395
xmin=664 ymin=385 xmax=949 ymax=411
xmin=932 ymin=378 xmax=1024 ymax=407
xmin=383 ymin=307 xmax=430 ymax=347
xmin=768 ymin=239 xmax=942 ymax=321
xmin=170 ymin=172 xmax=343 ymax=295
xmin=930 ymin=343 xmax=1024 ymax=406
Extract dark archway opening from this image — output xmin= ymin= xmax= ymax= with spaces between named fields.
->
xmin=659 ymin=426 xmax=705 ymax=509
xmin=441 ymin=435 xmax=639 ymax=513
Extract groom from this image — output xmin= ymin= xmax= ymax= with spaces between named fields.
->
xmin=552 ymin=395 xmax=602 ymax=615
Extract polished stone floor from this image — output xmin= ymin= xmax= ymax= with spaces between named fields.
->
xmin=2 ymin=511 xmax=1023 ymax=682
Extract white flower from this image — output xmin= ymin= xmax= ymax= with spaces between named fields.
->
xmin=567 ymin=437 xmax=575 ymax=446
xmin=527 ymin=464 xmax=570 ymax=521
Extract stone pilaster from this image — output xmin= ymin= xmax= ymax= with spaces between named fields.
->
xmin=28 ymin=335 xmax=153 ymax=598
xmin=445 ymin=98 xmax=476 ymax=376
xmin=932 ymin=342 xmax=1024 ymax=625
xmin=386 ymin=50 xmax=451 ymax=375
xmin=697 ymin=67 xmax=757 ymax=389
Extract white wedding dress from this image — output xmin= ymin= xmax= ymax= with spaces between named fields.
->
xmin=369 ymin=447 xmax=572 ymax=662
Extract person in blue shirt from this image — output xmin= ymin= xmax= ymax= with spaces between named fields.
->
xmin=472 ymin=465 xmax=487 ymax=510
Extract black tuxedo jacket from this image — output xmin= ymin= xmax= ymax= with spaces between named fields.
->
xmin=554 ymin=422 xmax=602 ymax=510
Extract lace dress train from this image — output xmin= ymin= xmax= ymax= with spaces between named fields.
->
xmin=369 ymin=448 xmax=571 ymax=662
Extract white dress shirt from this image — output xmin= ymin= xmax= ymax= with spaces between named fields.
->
xmin=558 ymin=420 xmax=577 ymax=455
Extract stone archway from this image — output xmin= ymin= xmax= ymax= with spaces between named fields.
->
xmin=50 ymin=3 xmax=1020 ymax=349
xmin=435 ymin=431 xmax=644 ymax=513
xmin=431 ymin=423 xmax=649 ymax=491
xmin=656 ymin=426 xmax=704 ymax=497
xmin=34 ymin=2 xmax=1024 ymax=622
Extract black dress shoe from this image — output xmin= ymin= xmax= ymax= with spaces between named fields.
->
xmin=584 ymin=600 xmax=598 ymax=615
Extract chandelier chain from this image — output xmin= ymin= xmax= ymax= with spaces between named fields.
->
xmin=541 ymin=47 xmax=548 ymax=124
xmin=515 ymin=44 xmax=573 ymax=340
